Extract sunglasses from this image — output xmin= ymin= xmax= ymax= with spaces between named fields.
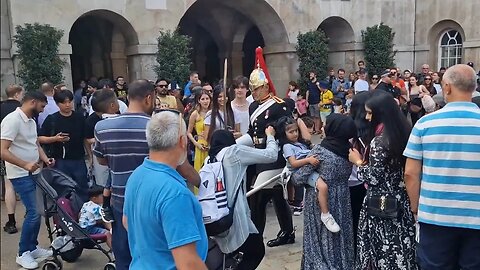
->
xmin=156 ymin=84 xmax=168 ymax=88
xmin=424 ymin=78 xmax=432 ymax=80
xmin=372 ymin=77 xmax=379 ymax=80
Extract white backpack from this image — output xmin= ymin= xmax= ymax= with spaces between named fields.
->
xmin=197 ymin=155 xmax=242 ymax=236
xmin=197 ymin=157 xmax=229 ymax=225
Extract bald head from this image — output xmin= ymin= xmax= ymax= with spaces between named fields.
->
xmin=443 ymin=64 xmax=477 ymax=93
xmin=41 ymin=82 xmax=54 ymax=95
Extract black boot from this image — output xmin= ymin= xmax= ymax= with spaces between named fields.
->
xmin=266 ymin=230 xmax=295 ymax=247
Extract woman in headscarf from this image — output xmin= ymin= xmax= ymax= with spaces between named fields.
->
xmin=207 ymin=128 xmax=278 ymax=270
xmin=293 ymin=113 xmax=357 ymax=270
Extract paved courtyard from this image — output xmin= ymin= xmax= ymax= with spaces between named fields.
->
xmin=0 ymin=201 xmax=304 ymax=270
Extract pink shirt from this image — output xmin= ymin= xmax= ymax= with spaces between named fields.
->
xmin=296 ymin=99 xmax=307 ymax=115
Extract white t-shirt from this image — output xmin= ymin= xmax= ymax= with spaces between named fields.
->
xmin=232 ymin=107 xmax=249 ymax=135
xmin=204 ymin=110 xmax=240 ymax=131
xmin=354 ymin=79 xmax=369 ymax=93
xmin=0 ymin=108 xmax=41 ymax=178
xmin=287 ymin=90 xmax=299 ymax=103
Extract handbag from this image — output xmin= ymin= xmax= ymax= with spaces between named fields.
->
xmin=366 ymin=194 xmax=400 ymax=219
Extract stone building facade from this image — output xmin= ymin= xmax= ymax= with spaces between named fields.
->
xmin=1 ymin=0 xmax=479 ymax=97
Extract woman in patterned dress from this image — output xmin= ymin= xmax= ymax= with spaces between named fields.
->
xmin=349 ymin=91 xmax=418 ymax=270
xmin=187 ymin=89 xmax=211 ymax=171
xmin=293 ymin=113 xmax=357 ymax=270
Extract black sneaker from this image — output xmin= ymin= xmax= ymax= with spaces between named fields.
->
xmin=293 ymin=206 xmax=303 ymax=216
xmin=3 ymin=221 xmax=18 ymax=234
xmin=100 ymin=206 xmax=115 ymax=223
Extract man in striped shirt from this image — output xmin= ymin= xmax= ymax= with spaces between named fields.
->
xmin=404 ymin=64 xmax=480 ymax=270
xmin=94 ymin=79 xmax=200 ymax=270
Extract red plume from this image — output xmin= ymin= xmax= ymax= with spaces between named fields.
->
xmin=254 ymin=47 xmax=276 ymax=95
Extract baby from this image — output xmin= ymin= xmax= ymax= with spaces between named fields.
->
xmin=79 ymin=185 xmax=112 ymax=249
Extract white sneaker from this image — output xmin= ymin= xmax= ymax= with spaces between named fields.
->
xmin=30 ymin=246 xmax=53 ymax=260
xmin=16 ymin=251 xmax=39 ymax=269
xmin=321 ymin=213 xmax=340 ymax=233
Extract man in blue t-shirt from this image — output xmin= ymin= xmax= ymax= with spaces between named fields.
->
xmin=123 ymin=110 xmax=208 ymax=270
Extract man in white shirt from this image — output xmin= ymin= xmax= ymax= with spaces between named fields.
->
xmin=354 ymin=69 xmax=369 ymax=94
xmin=37 ymin=82 xmax=59 ymax=128
xmin=0 ymin=91 xmax=54 ymax=269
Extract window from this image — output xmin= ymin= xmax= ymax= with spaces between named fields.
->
xmin=438 ymin=30 xmax=463 ymax=68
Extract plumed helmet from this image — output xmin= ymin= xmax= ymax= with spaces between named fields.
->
xmin=249 ymin=47 xmax=276 ymax=95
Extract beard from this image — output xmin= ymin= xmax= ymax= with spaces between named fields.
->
xmin=31 ymin=108 xmax=40 ymax=118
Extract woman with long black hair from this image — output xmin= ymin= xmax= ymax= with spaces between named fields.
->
xmin=204 ymin=84 xmax=240 ymax=143
xmin=349 ymin=91 xmax=418 ymax=270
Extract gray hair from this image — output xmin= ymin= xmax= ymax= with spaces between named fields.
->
xmin=146 ymin=111 xmax=186 ymax=151
xmin=443 ymin=64 xmax=477 ymax=92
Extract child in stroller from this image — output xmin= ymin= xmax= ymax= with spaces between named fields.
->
xmin=36 ymin=168 xmax=115 ymax=270
xmin=79 ymin=185 xmax=112 ymax=249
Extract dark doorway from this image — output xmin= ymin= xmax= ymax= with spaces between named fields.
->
xmin=69 ymin=16 xmax=114 ymax=83
xmin=242 ymin=26 xmax=265 ymax=77
xmin=69 ymin=10 xmax=138 ymax=86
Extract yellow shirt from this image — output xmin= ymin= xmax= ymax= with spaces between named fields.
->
xmin=320 ymin=90 xmax=333 ymax=112
xmin=158 ymin=95 xmax=178 ymax=110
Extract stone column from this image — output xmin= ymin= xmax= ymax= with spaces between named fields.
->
xmin=231 ymin=42 xmax=244 ymax=77
xmin=126 ymin=45 xmax=157 ymax=81
xmin=263 ymin=43 xmax=298 ymax=97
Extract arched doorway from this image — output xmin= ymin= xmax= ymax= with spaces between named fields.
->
xmin=178 ymin=0 xmax=285 ymax=85
xmin=69 ymin=10 xmax=139 ymax=84
xmin=318 ymin=16 xmax=355 ymax=71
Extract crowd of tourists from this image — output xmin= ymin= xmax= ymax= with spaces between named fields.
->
xmin=1 ymin=58 xmax=479 ymax=270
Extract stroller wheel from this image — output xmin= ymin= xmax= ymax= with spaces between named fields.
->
xmin=42 ymin=258 xmax=63 ymax=270
xmin=104 ymin=262 xmax=116 ymax=270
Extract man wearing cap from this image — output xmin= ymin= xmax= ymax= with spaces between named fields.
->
xmin=236 ymin=58 xmax=295 ymax=258
xmin=354 ymin=69 xmax=369 ymax=94
xmin=376 ymin=69 xmax=401 ymax=100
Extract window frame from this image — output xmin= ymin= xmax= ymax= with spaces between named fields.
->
xmin=437 ymin=29 xmax=463 ymax=69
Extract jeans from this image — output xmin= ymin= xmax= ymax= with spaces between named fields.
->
xmin=10 ymin=175 xmax=41 ymax=255
xmin=55 ymin=159 xmax=88 ymax=201
xmin=417 ymin=222 xmax=480 ymax=270
xmin=112 ymin=207 xmax=131 ymax=270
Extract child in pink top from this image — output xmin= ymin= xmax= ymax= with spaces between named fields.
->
xmin=296 ymin=92 xmax=308 ymax=117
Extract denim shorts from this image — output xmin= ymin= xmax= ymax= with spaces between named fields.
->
xmin=84 ymin=225 xmax=108 ymax=235
xmin=307 ymin=172 xmax=320 ymax=189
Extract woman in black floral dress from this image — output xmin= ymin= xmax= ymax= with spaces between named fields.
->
xmin=349 ymin=92 xmax=418 ymax=270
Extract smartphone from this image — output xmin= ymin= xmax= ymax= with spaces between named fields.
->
xmin=60 ymin=133 xmax=70 ymax=137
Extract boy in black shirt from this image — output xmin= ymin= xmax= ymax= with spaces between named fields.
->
xmin=39 ymin=90 xmax=88 ymax=200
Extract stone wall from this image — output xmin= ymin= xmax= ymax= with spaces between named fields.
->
xmin=1 ymin=0 xmax=478 ymax=98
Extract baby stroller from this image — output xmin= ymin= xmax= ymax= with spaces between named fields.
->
xmin=35 ymin=168 xmax=115 ymax=270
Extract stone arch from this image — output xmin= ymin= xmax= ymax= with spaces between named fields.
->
xmin=178 ymin=0 xmax=288 ymax=83
xmin=68 ymin=9 xmax=139 ymax=84
xmin=318 ymin=16 xmax=356 ymax=71
xmin=428 ymin=19 xmax=465 ymax=69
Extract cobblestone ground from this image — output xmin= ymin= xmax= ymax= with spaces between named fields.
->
xmin=1 ymin=201 xmax=304 ymax=270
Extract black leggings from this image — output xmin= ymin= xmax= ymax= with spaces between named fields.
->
xmin=349 ymin=184 xmax=367 ymax=253
xmin=249 ymin=186 xmax=293 ymax=236
xmin=234 ymin=233 xmax=265 ymax=270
